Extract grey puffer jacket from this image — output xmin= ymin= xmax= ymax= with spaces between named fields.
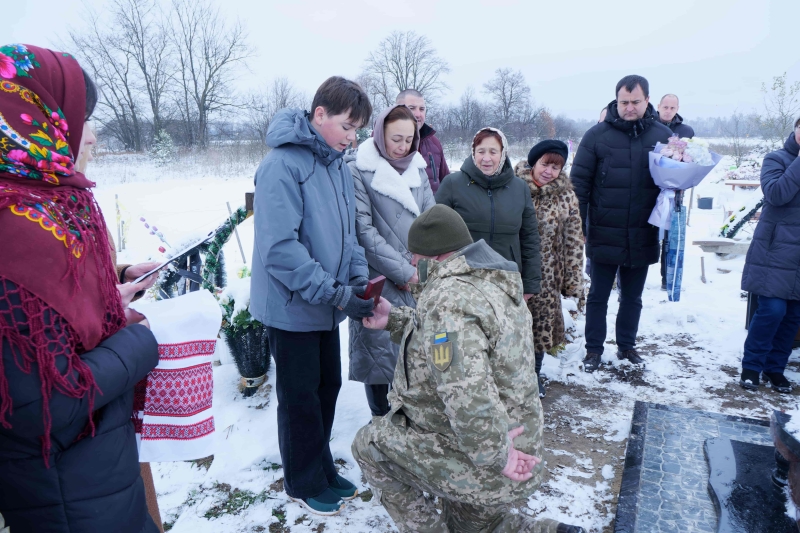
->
xmin=250 ymin=109 xmax=368 ymax=333
xmin=742 ymin=133 xmax=800 ymax=300
xmin=347 ymin=138 xmax=435 ymax=384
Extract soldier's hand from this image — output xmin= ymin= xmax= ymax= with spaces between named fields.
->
xmin=502 ymin=426 xmax=541 ymax=482
xmin=363 ymin=297 xmax=391 ymax=330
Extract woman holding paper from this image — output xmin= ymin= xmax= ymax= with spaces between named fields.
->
xmin=346 ymin=104 xmax=435 ymax=417
xmin=75 ymin=114 xmax=165 ymax=532
xmin=740 ymin=119 xmax=800 ymax=394
xmin=0 ymin=45 xmax=160 ymax=532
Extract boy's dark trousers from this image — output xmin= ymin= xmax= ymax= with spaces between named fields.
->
xmin=267 ymin=327 xmax=342 ymax=499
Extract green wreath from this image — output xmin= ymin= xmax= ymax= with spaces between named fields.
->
xmin=156 ymin=206 xmax=250 ymax=298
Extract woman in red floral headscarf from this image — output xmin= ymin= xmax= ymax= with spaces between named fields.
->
xmin=0 ymin=44 xmax=160 ymax=533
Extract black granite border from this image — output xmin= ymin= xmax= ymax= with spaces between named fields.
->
xmin=612 ymin=402 xmax=769 ymax=533
xmin=614 ymin=401 xmax=648 ymax=533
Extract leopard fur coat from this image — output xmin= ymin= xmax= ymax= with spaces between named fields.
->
xmin=515 ymin=161 xmax=585 ymax=353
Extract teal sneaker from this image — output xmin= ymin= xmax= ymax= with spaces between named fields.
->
xmin=328 ymin=474 xmax=358 ymax=501
xmin=289 ymin=488 xmax=344 ymax=516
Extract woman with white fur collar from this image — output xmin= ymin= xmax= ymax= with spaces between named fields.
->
xmin=346 ymin=104 xmax=435 ymax=417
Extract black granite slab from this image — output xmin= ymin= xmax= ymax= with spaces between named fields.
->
xmin=614 ymin=402 xmax=772 ymax=533
xmin=705 ymin=437 xmax=796 ymax=532
xmin=774 ymin=411 xmax=800 ymax=459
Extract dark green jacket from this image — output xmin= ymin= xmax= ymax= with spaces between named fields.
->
xmin=435 ymin=156 xmax=541 ymax=294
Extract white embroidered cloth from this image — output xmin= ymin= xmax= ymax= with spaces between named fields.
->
xmin=130 ymin=290 xmax=222 ymax=462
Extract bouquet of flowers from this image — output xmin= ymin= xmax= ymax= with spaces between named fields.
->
xmin=648 ymin=137 xmax=722 ymax=302
xmin=648 ymin=137 xmax=722 ymax=229
xmin=658 ymin=136 xmax=715 ymax=165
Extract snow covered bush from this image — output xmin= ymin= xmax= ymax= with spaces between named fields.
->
xmin=219 ymin=266 xmax=256 ymax=334
xmin=150 ymin=130 xmax=176 ymax=167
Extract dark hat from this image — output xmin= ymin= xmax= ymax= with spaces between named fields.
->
xmin=527 ymin=140 xmax=569 ymax=167
xmin=408 ymin=205 xmax=473 ymax=257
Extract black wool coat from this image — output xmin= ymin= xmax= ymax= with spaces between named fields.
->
xmin=0 ymin=279 xmax=160 ymax=533
xmin=742 ymin=133 xmax=800 ymax=301
xmin=571 ymin=102 xmax=672 ymax=268
xmin=436 ymin=156 xmax=542 ymax=294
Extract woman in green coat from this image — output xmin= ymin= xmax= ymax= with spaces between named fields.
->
xmin=435 ymin=127 xmax=542 ymax=298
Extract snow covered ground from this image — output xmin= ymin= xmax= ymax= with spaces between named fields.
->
xmin=90 ymin=151 xmax=800 ymax=533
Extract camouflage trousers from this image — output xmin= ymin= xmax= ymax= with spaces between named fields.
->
xmin=352 ymin=425 xmax=562 ymax=533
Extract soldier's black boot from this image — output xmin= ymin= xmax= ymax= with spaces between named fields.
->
xmin=534 ymin=351 xmax=546 ymax=398
xmin=557 ymin=523 xmax=586 ymax=533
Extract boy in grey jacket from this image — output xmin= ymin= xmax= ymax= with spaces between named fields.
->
xmin=250 ymin=77 xmax=374 ymax=516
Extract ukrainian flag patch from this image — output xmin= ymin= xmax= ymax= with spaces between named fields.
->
xmin=434 ymin=332 xmax=448 ymax=345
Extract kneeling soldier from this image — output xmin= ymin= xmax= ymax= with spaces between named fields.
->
xmin=352 ymin=205 xmax=584 ymax=533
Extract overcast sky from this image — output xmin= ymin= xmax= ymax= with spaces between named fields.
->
xmin=7 ymin=0 xmax=800 ymax=120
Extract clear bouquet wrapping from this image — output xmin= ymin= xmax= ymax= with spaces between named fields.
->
xmin=648 ymin=137 xmax=722 ymax=229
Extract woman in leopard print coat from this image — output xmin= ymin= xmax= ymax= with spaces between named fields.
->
xmin=516 ymin=140 xmax=585 ymax=396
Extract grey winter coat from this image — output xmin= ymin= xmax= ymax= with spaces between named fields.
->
xmin=250 ymin=108 xmax=368 ymax=332
xmin=742 ymin=133 xmax=800 ymax=300
xmin=347 ymin=138 xmax=435 ymax=384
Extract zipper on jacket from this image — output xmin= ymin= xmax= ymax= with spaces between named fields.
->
xmin=429 ymin=154 xmax=437 ymax=183
xmin=325 ymin=165 xmax=346 ymax=282
xmin=487 ymin=188 xmax=496 ymax=243
xmin=342 ymin=190 xmax=351 ymax=229
xmin=338 ymin=163 xmax=352 ymax=235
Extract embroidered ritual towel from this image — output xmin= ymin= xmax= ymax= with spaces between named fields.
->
xmin=130 ymin=289 xmax=222 ymax=462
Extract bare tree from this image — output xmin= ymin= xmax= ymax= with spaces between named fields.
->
xmin=69 ymin=11 xmax=145 ymax=151
xmin=452 ymin=87 xmax=487 ymax=137
xmin=761 ymin=72 xmax=800 ymax=143
xmin=534 ymin=109 xmax=556 ymax=139
xmin=483 ymin=68 xmax=531 ymax=127
xmin=721 ymin=110 xmax=759 ymax=166
xmin=361 ymin=31 xmax=450 ymax=109
xmin=113 ymin=0 xmax=173 ymax=139
xmin=355 ymin=71 xmax=390 ymax=122
xmin=248 ymin=78 xmax=305 ymax=142
xmin=170 ymin=0 xmax=252 ymax=147
xmin=553 ymin=114 xmax=589 ymax=140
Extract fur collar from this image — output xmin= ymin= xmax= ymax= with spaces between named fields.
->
xmin=356 ymin=138 xmax=427 ymax=215
xmin=514 ymin=160 xmax=573 ymax=198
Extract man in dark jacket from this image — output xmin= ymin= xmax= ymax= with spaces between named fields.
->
xmin=657 ymin=94 xmax=695 ymax=139
xmin=571 ymin=75 xmax=672 ymax=372
xmin=396 ymin=89 xmax=450 ymax=193
xmin=657 ymin=94 xmax=695 ymax=289
xmin=250 ymin=77 xmax=375 ymax=516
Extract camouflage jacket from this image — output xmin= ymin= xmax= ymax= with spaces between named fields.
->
xmin=370 ymin=240 xmax=544 ymax=506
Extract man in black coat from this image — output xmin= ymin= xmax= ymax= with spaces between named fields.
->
xmin=657 ymin=94 xmax=695 ymax=290
xmin=571 ymin=75 xmax=672 ymax=372
xmin=657 ymin=94 xmax=695 ymax=139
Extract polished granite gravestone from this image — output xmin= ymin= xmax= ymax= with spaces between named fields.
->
xmin=773 ymin=410 xmax=800 ymax=525
xmin=704 ymin=437 xmax=797 ymax=532
xmin=614 ymin=402 xmax=774 ymax=533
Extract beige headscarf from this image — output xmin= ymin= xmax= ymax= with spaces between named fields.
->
xmin=471 ymin=127 xmax=509 ymax=176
